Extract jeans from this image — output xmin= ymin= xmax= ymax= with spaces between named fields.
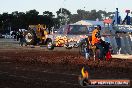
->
xmin=20 ymin=38 xmax=24 ymax=46
xmin=95 ymin=43 xmax=104 ymax=59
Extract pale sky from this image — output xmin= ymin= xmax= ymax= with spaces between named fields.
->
xmin=0 ymin=0 xmax=132 ymax=18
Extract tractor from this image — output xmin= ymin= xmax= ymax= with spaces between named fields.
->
xmin=25 ymin=24 xmax=48 ymax=45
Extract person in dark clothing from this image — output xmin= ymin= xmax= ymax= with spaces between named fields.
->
xmin=16 ymin=31 xmax=20 ymax=41
xmin=19 ymin=30 xmax=24 ymax=46
xmin=101 ymin=40 xmax=110 ymax=55
xmin=11 ymin=31 xmax=17 ymax=40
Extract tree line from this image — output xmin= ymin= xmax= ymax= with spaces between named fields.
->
xmin=0 ymin=8 xmax=115 ymax=34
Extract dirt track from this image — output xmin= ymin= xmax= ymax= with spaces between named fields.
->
xmin=0 ymin=38 xmax=132 ymax=88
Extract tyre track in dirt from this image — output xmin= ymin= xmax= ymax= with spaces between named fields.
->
xmin=0 ymin=39 xmax=132 ymax=88
xmin=0 ymin=60 xmax=81 ymax=88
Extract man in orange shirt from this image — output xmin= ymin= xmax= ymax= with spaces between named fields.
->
xmin=92 ymin=25 xmax=104 ymax=60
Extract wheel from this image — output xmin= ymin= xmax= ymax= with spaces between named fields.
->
xmin=65 ymin=46 xmax=72 ymax=49
xmin=25 ymin=30 xmax=37 ymax=45
xmin=47 ymin=40 xmax=54 ymax=50
xmin=65 ymin=44 xmax=72 ymax=49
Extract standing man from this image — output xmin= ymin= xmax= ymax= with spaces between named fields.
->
xmin=19 ymin=29 xmax=24 ymax=46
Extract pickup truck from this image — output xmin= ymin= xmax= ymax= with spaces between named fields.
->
xmin=46 ymin=24 xmax=94 ymax=50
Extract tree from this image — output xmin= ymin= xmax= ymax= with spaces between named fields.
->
xmin=26 ymin=9 xmax=39 ymax=16
xmin=43 ymin=11 xmax=54 ymax=18
xmin=98 ymin=10 xmax=114 ymax=19
xmin=11 ymin=11 xmax=20 ymax=30
xmin=77 ymin=9 xmax=91 ymax=20
xmin=56 ymin=8 xmax=71 ymax=25
xmin=52 ymin=18 xmax=60 ymax=29
xmin=25 ymin=9 xmax=39 ymax=25
xmin=70 ymin=14 xmax=80 ymax=23
xmin=0 ymin=12 xmax=10 ymax=33
xmin=70 ymin=9 xmax=115 ymax=23
xmin=70 ymin=9 xmax=101 ymax=23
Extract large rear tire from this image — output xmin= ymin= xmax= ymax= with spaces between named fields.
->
xmin=25 ymin=30 xmax=37 ymax=45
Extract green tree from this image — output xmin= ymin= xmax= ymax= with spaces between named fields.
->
xmin=25 ymin=9 xmax=39 ymax=25
xmin=56 ymin=8 xmax=71 ymax=25
xmin=1 ymin=12 xmax=10 ymax=33
xmin=70 ymin=9 xmax=114 ymax=23
xmin=43 ymin=11 xmax=54 ymax=18
xmin=26 ymin=9 xmax=39 ymax=16
xmin=98 ymin=10 xmax=114 ymax=19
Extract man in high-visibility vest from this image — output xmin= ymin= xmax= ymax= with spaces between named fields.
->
xmin=92 ymin=25 xmax=104 ymax=60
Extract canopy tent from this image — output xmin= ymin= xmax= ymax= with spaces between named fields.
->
xmin=75 ymin=20 xmax=104 ymax=27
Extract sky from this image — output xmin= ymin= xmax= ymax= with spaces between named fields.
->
xmin=0 ymin=0 xmax=132 ymax=18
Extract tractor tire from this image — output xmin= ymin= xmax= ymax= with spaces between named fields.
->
xmin=65 ymin=44 xmax=72 ymax=49
xmin=25 ymin=30 xmax=37 ymax=45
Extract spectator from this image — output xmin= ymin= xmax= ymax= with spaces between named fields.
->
xmin=19 ymin=30 xmax=24 ymax=46
xmin=16 ymin=31 xmax=20 ymax=41
xmin=11 ymin=31 xmax=17 ymax=40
